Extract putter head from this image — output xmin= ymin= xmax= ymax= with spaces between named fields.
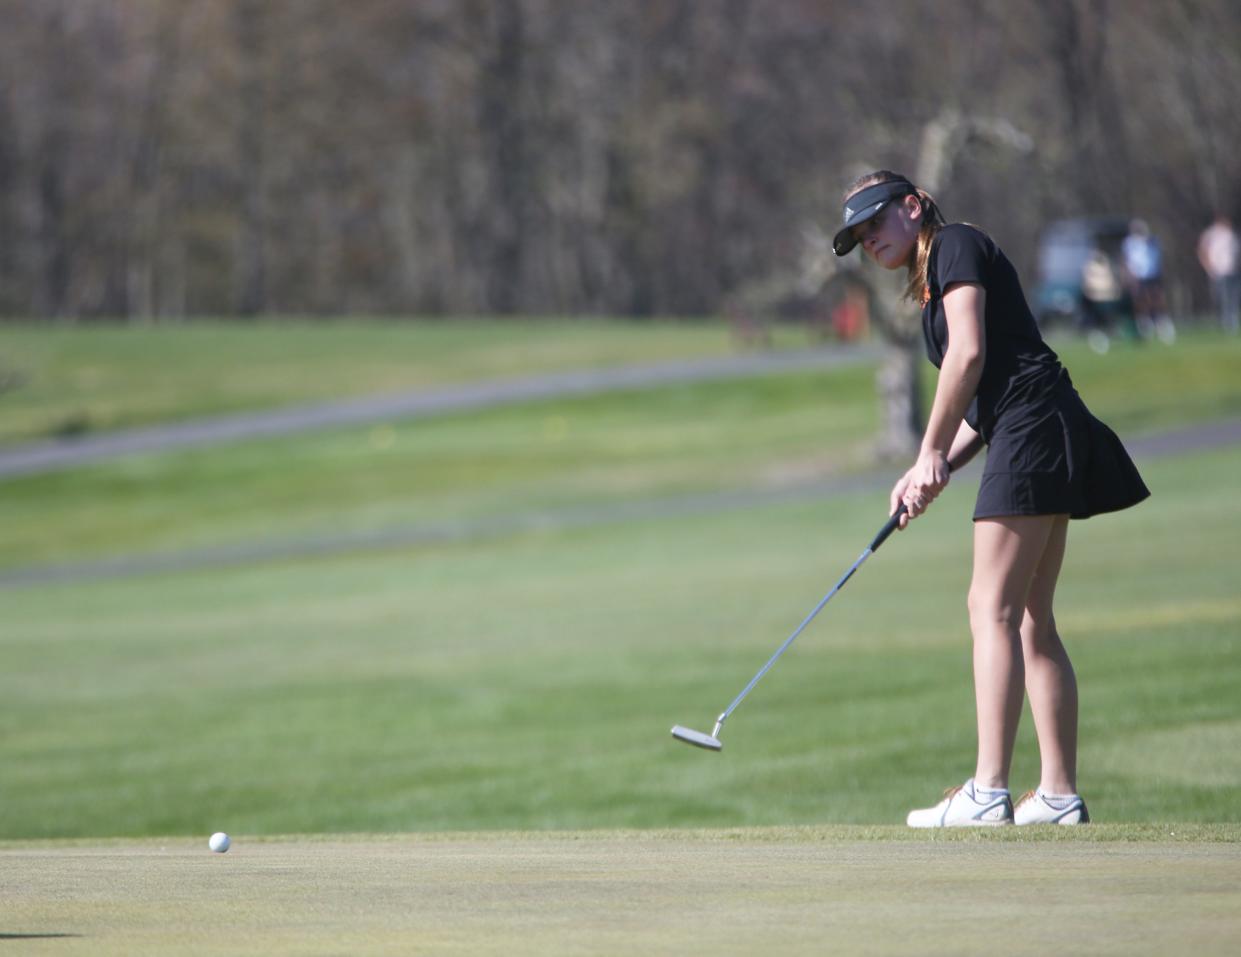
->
xmin=670 ymin=725 xmax=723 ymax=751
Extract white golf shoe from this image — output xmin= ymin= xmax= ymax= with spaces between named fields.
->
xmin=1014 ymin=789 xmax=1090 ymax=825
xmin=906 ymin=779 xmax=1014 ymax=827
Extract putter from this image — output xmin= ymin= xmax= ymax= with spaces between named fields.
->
xmin=671 ymin=502 xmax=909 ymax=752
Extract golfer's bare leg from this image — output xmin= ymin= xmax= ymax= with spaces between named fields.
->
xmin=1019 ymin=514 xmax=1079 ymax=795
xmin=969 ymin=515 xmax=1059 ymax=789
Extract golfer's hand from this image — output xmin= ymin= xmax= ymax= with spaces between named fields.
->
xmin=889 ymin=470 xmax=914 ymax=529
xmin=902 ymin=450 xmax=951 ymax=520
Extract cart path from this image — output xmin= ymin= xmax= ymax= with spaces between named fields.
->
xmin=0 ymin=345 xmax=877 ymax=479
xmin=3 ymin=415 xmax=1239 ymax=589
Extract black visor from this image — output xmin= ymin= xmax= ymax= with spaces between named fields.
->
xmin=833 ymin=179 xmax=915 ymax=256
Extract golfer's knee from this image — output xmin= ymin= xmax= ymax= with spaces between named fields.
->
xmin=967 ymin=586 xmax=1023 ymax=635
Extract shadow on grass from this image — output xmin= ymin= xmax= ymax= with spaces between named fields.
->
xmin=0 ymin=932 xmax=82 ymax=939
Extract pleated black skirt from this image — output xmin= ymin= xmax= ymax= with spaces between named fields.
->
xmin=974 ymin=385 xmax=1150 ymax=521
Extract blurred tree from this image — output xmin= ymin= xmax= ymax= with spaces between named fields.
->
xmin=0 ymin=0 xmax=1236 ymax=338
xmin=233 ymin=0 xmax=269 ymax=316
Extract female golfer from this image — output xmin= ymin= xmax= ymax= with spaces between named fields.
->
xmin=833 ymin=171 xmax=1149 ymax=826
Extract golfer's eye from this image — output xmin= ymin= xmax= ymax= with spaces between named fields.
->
xmin=854 ymin=217 xmax=880 ymax=243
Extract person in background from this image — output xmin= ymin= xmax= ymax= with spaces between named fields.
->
xmin=1079 ymin=249 xmax=1128 ymax=354
xmin=1121 ymin=219 xmax=1175 ymax=343
xmin=1197 ymin=214 xmax=1240 ymax=333
xmin=833 ymin=170 xmax=1150 ymax=827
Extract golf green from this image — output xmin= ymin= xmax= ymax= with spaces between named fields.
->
xmin=4 ymin=829 xmax=1239 ymax=955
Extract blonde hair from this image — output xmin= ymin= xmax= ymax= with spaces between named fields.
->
xmin=843 ymin=170 xmax=946 ymax=303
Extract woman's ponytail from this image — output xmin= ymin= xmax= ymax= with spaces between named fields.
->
xmin=906 ymin=188 xmax=946 ymax=305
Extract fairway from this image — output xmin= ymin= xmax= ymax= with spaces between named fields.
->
xmin=4 ymin=829 xmax=1240 ymax=956
xmin=0 ymin=319 xmax=783 ymax=445
xmin=4 ymin=441 xmax=1240 ymax=836
xmin=3 ymin=322 xmax=1239 ymax=954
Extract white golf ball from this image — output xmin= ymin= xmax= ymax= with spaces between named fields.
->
xmin=208 ymin=832 xmax=231 ymax=853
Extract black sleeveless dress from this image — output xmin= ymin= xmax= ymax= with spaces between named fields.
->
xmin=921 ymin=224 xmax=1150 ymax=520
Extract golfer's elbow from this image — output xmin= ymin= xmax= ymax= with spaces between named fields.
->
xmin=946 ymin=342 xmax=985 ymax=384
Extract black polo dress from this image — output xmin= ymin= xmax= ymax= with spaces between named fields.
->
xmin=921 ymin=224 xmax=1150 ymax=520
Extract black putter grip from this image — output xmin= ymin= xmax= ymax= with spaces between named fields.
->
xmin=870 ymin=458 xmax=960 ymax=553
xmin=868 ymin=503 xmax=907 ymax=552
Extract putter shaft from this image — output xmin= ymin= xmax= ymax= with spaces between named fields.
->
xmin=673 ymin=502 xmax=916 ymax=753
xmin=714 ymin=504 xmax=908 ymax=729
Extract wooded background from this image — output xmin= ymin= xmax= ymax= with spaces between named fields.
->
xmin=1 ymin=0 xmax=1237 ymax=320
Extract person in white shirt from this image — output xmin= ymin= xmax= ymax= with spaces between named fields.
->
xmin=1197 ymin=215 xmax=1240 ymax=333
xmin=1122 ymin=220 xmax=1174 ymax=342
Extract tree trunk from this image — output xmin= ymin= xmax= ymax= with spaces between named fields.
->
xmin=234 ymin=0 xmax=268 ymax=317
xmin=875 ymin=340 xmax=923 ymax=460
xmin=864 ymin=274 xmax=923 ymax=461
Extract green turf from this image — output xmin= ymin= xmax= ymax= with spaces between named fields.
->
xmin=1 ymin=321 xmax=1237 ymax=448
xmin=2 ymin=323 xmax=1239 ymax=954
xmin=2 ymin=443 xmax=1239 ymax=837
xmin=3 ymin=831 xmax=1240 ymax=955
xmin=1026 ymin=330 xmax=1241 ymax=435
xmin=0 ymin=366 xmax=879 ymax=569
xmin=2 ymin=328 xmax=1239 ymax=571
xmin=0 ymin=317 xmax=787 ymax=443
xmin=2 ymin=323 xmax=1239 ymax=839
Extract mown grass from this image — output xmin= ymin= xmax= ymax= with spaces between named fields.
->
xmin=2 ymin=327 xmax=1239 ymax=571
xmin=0 ymin=317 xmax=801 ymax=443
xmin=0 ymin=366 xmax=879 ymax=570
xmin=2 ymin=319 xmax=1238 ymax=956
xmin=2 ymin=441 xmax=1239 ymax=838
xmin=1 ymin=321 xmax=1239 ymax=840
xmin=0 ymin=322 xmax=1231 ymax=444
xmin=3 ymin=832 xmax=1240 ymax=956
xmin=0 ymin=321 xmax=1237 ymax=448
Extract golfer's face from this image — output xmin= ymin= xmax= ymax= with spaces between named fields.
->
xmin=852 ymin=198 xmax=918 ymax=270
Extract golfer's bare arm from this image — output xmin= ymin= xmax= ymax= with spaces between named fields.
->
xmin=947 ymin=420 xmax=984 ymax=472
xmin=924 ymin=283 xmax=985 ymax=466
xmin=889 ymin=282 xmax=987 ymax=521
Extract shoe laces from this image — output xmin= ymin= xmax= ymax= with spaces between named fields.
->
xmin=1015 ymin=789 xmax=1038 ymax=810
